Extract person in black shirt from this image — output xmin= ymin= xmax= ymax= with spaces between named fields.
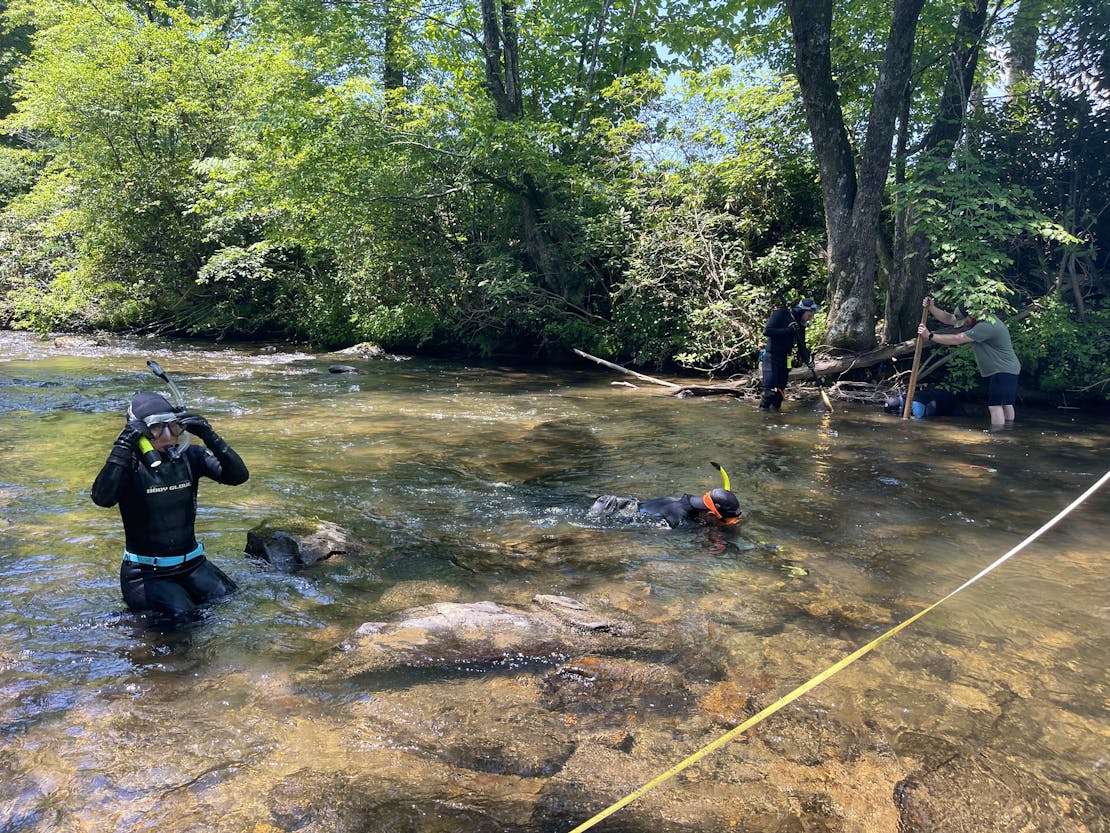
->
xmin=760 ymin=298 xmax=819 ymax=411
xmin=91 ymin=392 xmax=249 ymax=617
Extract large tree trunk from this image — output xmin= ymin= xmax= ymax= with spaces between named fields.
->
xmin=884 ymin=0 xmax=990 ymax=344
xmin=479 ymin=0 xmax=575 ymax=301
xmin=787 ymin=0 xmax=924 ymax=352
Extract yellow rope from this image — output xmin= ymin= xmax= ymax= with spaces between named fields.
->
xmin=567 ymin=469 xmax=1110 ymax=833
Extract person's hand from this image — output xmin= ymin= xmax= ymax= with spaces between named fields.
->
xmin=177 ymin=412 xmax=217 ymax=443
xmin=115 ymin=419 xmax=151 ymax=449
xmin=922 ymin=296 xmax=932 ymax=309
xmin=790 ymin=320 xmax=803 ymax=335
xmin=918 ymin=323 xmax=930 ymax=338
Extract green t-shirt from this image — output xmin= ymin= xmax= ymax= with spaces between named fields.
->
xmin=966 ymin=317 xmax=1021 ymax=377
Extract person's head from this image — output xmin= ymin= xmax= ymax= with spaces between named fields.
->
xmin=701 ymin=488 xmax=742 ymax=525
xmin=793 ymin=297 xmax=819 ymax=323
xmin=884 ymin=393 xmax=905 ymax=414
xmin=127 ymin=392 xmax=184 ymax=451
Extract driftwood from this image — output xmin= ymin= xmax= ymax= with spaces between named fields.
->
xmin=575 ymin=337 xmax=949 ymax=405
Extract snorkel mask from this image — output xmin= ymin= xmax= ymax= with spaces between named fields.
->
xmin=127 ymin=391 xmax=188 ymax=467
xmin=704 ymin=462 xmax=742 ymax=525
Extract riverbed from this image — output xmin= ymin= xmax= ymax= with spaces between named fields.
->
xmin=1 ymin=330 xmax=1106 ymax=832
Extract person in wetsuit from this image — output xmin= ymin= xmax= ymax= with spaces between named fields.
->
xmin=589 ymin=464 xmax=743 ymax=529
xmin=91 ymin=392 xmax=249 ymax=617
xmin=760 ymin=298 xmax=819 ymax=411
xmin=884 ymin=388 xmax=962 ymax=419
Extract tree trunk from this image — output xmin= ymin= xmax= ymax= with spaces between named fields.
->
xmin=885 ymin=0 xmax=990 ymax=344
xmin=383 ymin=0 xmax=405 ymax=92
xmin=480 ymin=0 xmax=522 ymax=120
xmin=787 ymin=0 xmax=924 ymax=352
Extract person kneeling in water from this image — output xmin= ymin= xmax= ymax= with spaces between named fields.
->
xmin=884 ymin=388 xmax=962 ymax=419
xmin=91 ymin=392 xmax=249 ymax=618
xmin=588 ymin=463 xmax=742 ymax=529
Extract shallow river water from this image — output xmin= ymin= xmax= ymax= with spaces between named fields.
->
xmin=0 ymin=331 xmax=1107 ymax=833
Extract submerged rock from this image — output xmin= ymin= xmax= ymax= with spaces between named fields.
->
xmin=245 ymin=519 xmax=365 ymax=568
xmin=318 ymin=598 xmax=637 ymax=678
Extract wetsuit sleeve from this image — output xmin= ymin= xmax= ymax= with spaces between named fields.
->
xmin=795 ymin=327 xmax=810 ymax=364
xmin=91 ymin=456 xmax=129 ymax=507
xmin=194 ymin=439 xmax=250 ymax=486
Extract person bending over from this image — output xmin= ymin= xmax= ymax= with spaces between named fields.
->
xmin=918 ymin=297 xmax=1020 ymax=430
xmin=92 ymin=392 xmax=249 ymax=617
xmin=884 ymin=388 xmax=962 ymax=419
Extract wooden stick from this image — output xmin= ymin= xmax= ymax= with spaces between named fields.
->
xmin=902 ymin=302 xmax=931 ymax=419
xmin=573 ymin=349 xmax=683 ymax=389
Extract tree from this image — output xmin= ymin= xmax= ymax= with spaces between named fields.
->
xmin=785 ymin=0 xmax=925 ymax=351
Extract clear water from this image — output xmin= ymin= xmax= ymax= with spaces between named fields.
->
xmin=0 ymin=331 xmax=1106 ymax=832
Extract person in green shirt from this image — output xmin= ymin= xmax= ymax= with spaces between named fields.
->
xmin=918 ymin=297 xmax=1021 ymax=430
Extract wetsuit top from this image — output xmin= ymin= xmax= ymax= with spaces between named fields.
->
xmin=763 ymin=307 xmax=809 ymax=364
xmin=91 ymin=441 xmax=248 ymax=558
xmin=637 ymin=494 xmax=703 ymax=529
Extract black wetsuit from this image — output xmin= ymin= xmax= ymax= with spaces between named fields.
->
xmin=637 ymin=495 xmax=707 ymax=528
xmin=92 ymin=440 xmax=248 ymax=617
xmin=589 ymin=494 xmax=706 ymax=529
xmin=760 ymin=307 xmax=810 ymax=410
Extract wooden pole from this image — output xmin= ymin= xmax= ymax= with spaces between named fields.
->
xmin=902 ymin=302 xmax=931 ymax=419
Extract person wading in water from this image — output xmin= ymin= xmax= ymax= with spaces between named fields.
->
xmin=92 ymin=392 xmax=248 ymax=618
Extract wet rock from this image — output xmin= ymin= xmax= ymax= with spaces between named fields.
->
xmin=348 ymin=675 xmax=577 ymax=778
xmin=245 ymin=519 xmax=365 ymax=568
xmin=541 ymin=654 xmax=690 ymax=720
xmin=327 ymin=364 xmax=359 ymax=374
xmin=318 ymin=599 xmax=634 ymax=678
xmin=329 ymin=341 xmax=408 ymax=361
xmin=334 ymin=341 xmax=385 ymax=357
xmin=266 ymin=758 xmax=542 ymax=833
xmin=532 ymin=594 xmax=637 ymax=636
xmin=52 ymin=335 xmax=104 ymax=348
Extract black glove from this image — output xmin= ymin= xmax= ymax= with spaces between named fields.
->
xmin=116 ymin=419 xmax=150 ymax=449
xmin=106 ymin=419 xmax=151 ymax=467
xmin=177 ymin=412 xmax=217 ymax=444
xmin=790 ymin=320 xmax=803 ymax=334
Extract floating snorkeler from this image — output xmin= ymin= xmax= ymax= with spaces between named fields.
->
xmin=91 ymin=361 xmax=249 ymax=619
xmin=588 ymin=462 xmax=742 ymax=529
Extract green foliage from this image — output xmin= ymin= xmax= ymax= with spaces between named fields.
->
xmin=895 ymin=149 xmax=1079 ymax=315
xmin=1013 ymin=296 xmax=1110 ymax=398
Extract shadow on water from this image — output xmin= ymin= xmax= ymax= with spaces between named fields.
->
xmin=0 ymin=330 xmax=1107 ymax=832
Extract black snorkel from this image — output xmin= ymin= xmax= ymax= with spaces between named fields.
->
xmin=146 ymin=360 xmax=186 ymax=412
xmin=138 ymin=360 xmax=188 ymax=464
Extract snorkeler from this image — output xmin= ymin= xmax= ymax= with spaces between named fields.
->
xmin=588 ymin=462 xmax=743 ymax=529
xmin=884 ymin=388 xmax=962 ymax=419
xmin=91 ymin=391 xmax=249 ymax=618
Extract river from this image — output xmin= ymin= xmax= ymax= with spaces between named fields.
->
xmin=0 ymin=330 xmax=1107 ymax=833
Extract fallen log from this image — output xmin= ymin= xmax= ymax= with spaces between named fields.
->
xmin=577 ymin=338 xmax=932 ymax=402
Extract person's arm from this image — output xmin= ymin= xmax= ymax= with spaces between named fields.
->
xmin=91 ymin=420 xmax=146 ymax=507
xmin=178 ymin=414 xmax=249 ymax=485
xmin=924 ymin=297 xmax=960 ymax=327
xmin=918 ymin=324 xmax=974 ymax=346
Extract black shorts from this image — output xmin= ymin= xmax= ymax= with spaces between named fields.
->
xmin=986 ymin=372 xmax=1019 ymax=406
